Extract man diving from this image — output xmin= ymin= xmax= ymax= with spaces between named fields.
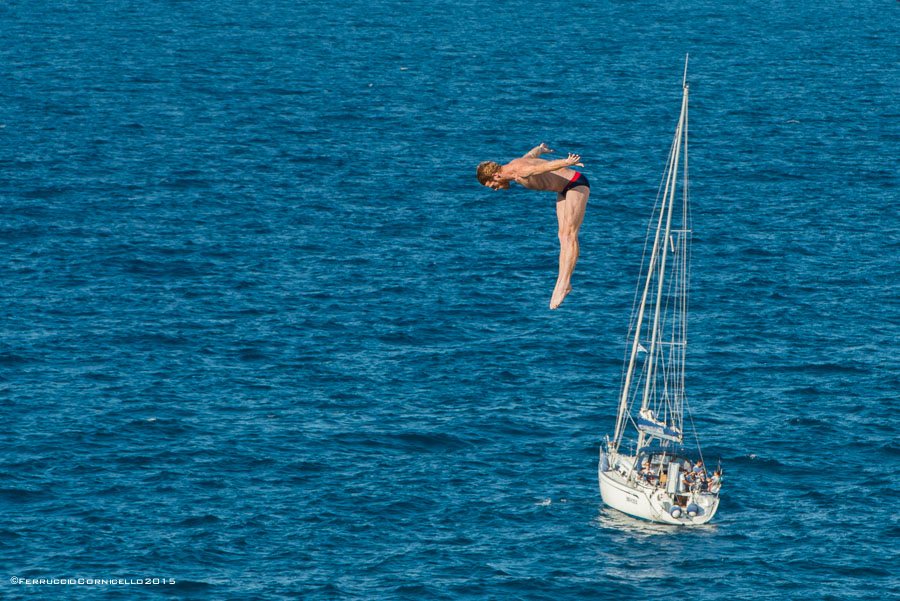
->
xmin=476 ymin=143 xmax=589 ymax=310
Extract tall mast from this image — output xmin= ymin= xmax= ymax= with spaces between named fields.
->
xmin=636 ymin=82 xmax=689 ymax=449
xmin=612 ymin=156 xmax=672 ymax=448
xmin=614 ymin=60 xmax=690 ymax=452
xmin=678 ymin=76 xmax=690 ymax=423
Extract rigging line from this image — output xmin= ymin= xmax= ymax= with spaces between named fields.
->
xmin=628 ymin=164 xmax=671 ymax=328
xmin=641 ymin=96 xmax=687 ymax=416
xmin=657 ymin=266 xmax=678 ymax=414
xmin=620 ymin=211 xmax=661 ymax=402
xmin=681 ymin=227 xmax=690 ymax=399
xmin=681 ymin=110 xmax=691 ymax=402
xmin=617 ymin=91 xmax=686 ymax=446
xmin=623 ymin=126 xmax=682 ymax=357
xmin=685 ymin=393 xmax=706 ymax=469
xmin=625 ymin=356 xmax=650 ymax=423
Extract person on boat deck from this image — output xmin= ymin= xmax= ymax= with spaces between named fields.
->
xmin=708 ymin=469 xmax=723 ymax=493
xmin=681 ymin=470 xmax=696 ymax=492
xmin=640 ymin=460 xmax=657 ymax=483
xmin=476 ymin=143 xmax=589 ymax=310
xmin=693 ymin=459 xmax=708 ymax=484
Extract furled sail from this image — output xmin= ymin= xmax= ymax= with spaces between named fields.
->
xmin=636 ymin=409 xmax=683 ymax=443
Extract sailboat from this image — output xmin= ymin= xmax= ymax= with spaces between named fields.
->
xmin=598 ymin=58 xmax=721 ymax=525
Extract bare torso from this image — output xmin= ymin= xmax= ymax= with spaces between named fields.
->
xmin=500 ymin=158 xmax=577 ymax=193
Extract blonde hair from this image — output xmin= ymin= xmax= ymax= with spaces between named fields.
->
xmin=476 ymin=161 xmax=501 ymax=185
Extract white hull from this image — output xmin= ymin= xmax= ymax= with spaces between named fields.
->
xmin=598 ymin=453 xmax=719 ymax=525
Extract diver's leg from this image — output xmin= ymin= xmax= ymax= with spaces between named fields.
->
xmin=550 ymin=186 xmax=588 ymax=309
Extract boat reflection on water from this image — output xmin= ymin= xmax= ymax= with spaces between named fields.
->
xmin=592 ymin=505 xmax=720 ymax=537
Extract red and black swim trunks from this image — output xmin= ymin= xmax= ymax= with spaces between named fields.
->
xmin=562 ymin=171 xmax=590 ymax=193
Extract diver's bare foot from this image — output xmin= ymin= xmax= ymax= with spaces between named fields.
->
xmin=549 ymin=285 xmax=573 ymax=310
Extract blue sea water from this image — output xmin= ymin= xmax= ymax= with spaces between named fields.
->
xmin=1 ymin=0 xmax=898 ymax=599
